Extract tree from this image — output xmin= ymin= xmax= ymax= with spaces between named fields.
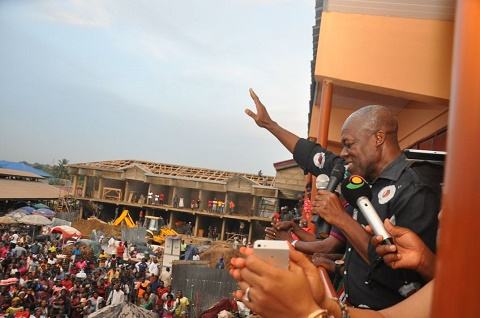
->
xmin=52 ymin=158 xmax=70 ymax=183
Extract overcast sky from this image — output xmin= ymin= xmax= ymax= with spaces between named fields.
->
xmin=0 ymin=0 xmax=313 ymax=176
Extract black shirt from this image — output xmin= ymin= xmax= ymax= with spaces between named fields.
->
xmin=293 ymin=138 xmax=440 ymax=309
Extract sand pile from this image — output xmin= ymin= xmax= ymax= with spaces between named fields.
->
xmin=199 ymin=241 xmax=242 ymax=269
xmin=72 ymin=217 xmax=122 ymax=238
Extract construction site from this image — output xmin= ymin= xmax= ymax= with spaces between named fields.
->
xmin=66 ymin=158 xmax=306 ymax=244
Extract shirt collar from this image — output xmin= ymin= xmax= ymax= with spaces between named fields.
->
xmin=371 ymin=153 xmax=408 ymax=184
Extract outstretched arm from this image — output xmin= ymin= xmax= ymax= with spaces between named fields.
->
xmin=245 ymin=88 xmax=300 ymax=153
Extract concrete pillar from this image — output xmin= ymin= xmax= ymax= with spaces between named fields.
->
xmin=251 ymin=196 xmax=257 ymax=217
xmin=97 ymin=178 xmax=103 ymax=199
xmin=248 ymin=220 xmax=253 ymax=245
xmin=72 ymin=175 xmax=78 ymax=197
xmin=220 ymin=219 xmax=226 ymax=241
xmin=82 ymin=176 xmax=88 ymax=198
xmin=124 ymin=181 xmax=129 ymax=202
xmin=194 ymin=215 xmax=200 ymax=236
xmin=223 ymin=193 xmax=228 ymax=215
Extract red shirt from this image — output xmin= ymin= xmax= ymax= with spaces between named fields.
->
xmin=116 ymin=245 xmax=125 ymax=258
xmin=62 ymin=279 xmax=73 ymax=290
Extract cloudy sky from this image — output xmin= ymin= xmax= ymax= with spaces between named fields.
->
xmin=0 ymin=0 xmax=314 ymax=176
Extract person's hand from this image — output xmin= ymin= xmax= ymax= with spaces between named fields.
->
xmin=264 ymin=227 xmax=292 ymax=241
xmin=311 ymin=253 xmax=335 ymax=272
xmin=264 ymin=222 xmax=293 ymax=241
xmin=245 ymin=88 xmax=275 ymax=129
xmin=311 ymin=190 xmax=348 ymax=227
xmin=366 ymin=219 xmax=436 ymax=281
xmin=230 ymin=246 xmax=324 ymax=318
xmin=273 ymin=220 xmax=294 ymax=231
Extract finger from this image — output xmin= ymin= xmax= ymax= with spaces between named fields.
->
xmin=239 ymin=246 xmax=254 ymax=257
xmin=371 ymin=234 xmax=384 ymax=249
xmin=244 ymin=108 xmax=256 ymax=119
xmin=384 ymin=219 xmax=409 ymax=237
xmin=243 ymin=254 xmax=280 ymax=278
xmin=375 ymin=243 xmax=397 ymax=257
xmin=365 ymin=225 xmax=374 ymax=235
xmin=249 ymin=88 xmax=258 ymax=101
xmin=382 ymin=253 xmax=402 ymax=267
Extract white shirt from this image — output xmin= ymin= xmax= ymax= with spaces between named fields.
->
xmin=149 ymin=262 xmax=159 ymax=276
xmin=107 ymin=289 xmax=125 ymax=305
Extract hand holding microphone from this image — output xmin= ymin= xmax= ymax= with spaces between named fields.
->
xmin=311 ymin=164 xmax=345 ymax=238
xmin=341 ymin=175 xmax=394 ymax=245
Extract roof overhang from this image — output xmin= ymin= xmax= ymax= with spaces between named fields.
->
xmin=0 ymin=179 xmax=61 ymax=200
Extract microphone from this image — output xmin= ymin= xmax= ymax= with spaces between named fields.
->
xmin=311 ymin=164 xmax=346 ymax=238
xmin=341 ymin=175 xmax=394 ymax=245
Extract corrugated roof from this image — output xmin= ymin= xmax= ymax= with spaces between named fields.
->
xmin=0 ymin=179 xmax=61 ymax=199
xmin=0 ymin=160 xmax=52 ymax=178
xmin=0 ymin=168 xmax=45 ymax=179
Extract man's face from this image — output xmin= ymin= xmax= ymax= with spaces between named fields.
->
xmin=340 ymin=119 xmax=378 ymax=180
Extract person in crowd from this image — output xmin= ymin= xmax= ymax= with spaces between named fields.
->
xmin=244 ymin=88 xmax=441 ymax=309
xmin=174 ymin=290 xmax=189 ymax=318
xmin=162 ymin=293 xmax=177 ymax=318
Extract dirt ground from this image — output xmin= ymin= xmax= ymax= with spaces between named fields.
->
xmin=199 ymin=241 xmax=243 ymax=268
xmin=71 ymin=217 xmax=122 ymax=239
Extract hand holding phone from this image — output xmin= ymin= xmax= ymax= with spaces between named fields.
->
xmin=253 ymin=240 xmax=289 ymax=270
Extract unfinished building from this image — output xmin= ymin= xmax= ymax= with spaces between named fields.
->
xmin=67 ymin=159 xmax=304 ymax=243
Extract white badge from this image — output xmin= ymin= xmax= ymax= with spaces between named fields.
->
xmin=378 ymin=185 xmax=396 ymax=204
xmin=313 ymin=152 xmax=326 ymax=169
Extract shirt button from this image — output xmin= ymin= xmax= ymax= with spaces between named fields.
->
xmin=348 ymin=248 xmax=352 ymax=252
xmin=365 ymin=281 xmax=369 ymax=284
xmin=344 ymin=271 xmax=347 ymax=275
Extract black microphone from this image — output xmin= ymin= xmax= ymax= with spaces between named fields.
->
xmin=312 ymin=164 xmax=345 ymax=238
xmin=341 ymin=175 xmax=394 ymax=245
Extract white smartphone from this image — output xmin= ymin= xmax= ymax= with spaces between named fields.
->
xmin=253 ymin=240 xmax=290 ymax=270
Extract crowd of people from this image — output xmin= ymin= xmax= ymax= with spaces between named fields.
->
xmin=229 ymin=89 xmax=442 ymax=318
xmin=0 ymin=230 xmax=195 ymax=318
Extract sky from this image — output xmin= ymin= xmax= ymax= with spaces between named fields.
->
xmin=0 ymin=0 xmax=314 ymax=176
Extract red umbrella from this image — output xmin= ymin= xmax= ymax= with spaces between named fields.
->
xmin=50 ymin=225 xmax=83 ymax=239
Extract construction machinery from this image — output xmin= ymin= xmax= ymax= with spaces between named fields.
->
xmin=144 ymin=215 xmax=178 ymax=244
xmin=113 ymin=209 xmax=136 ymax=228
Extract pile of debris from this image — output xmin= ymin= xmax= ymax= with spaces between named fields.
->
xmin=72 ymin=217 xmax=122 ymax=238
xmin=199 ymin=242 xmax=242 ymax=269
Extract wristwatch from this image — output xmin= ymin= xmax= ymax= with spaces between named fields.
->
xmin=334 ymin=259 xmax=345 ymax=276
xmin=291 ymin=240 xmax=298 ymax=250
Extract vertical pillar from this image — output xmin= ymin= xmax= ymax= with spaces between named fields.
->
xmin=82 ymin=176 xmax=88 ymax=198
xmin=198 ymin=190 xmax=204 ymax=211
xmin=309 ymin=80 xmax=333 ymax=231
xmin=194 ymin=215 xmax=199 ymax=236
xmin=248 ymin=221 xmax=253 ymax=245
xmin=72 ymin=175 xmax=78 ymax=197
xmin=224 ymin=193 xmax=228 ymax=215
xmin=251 ymin=196 xmax=257 ymax=217
xmin=124 ymin=181 xmax=129 ymax=202
xmin=97 ymin=178 xmax=103 ymax=199
xmin=432 ymin=1 xmax=480 ymax=316
xmin=220 ymin=219 xmax=226 ymax=241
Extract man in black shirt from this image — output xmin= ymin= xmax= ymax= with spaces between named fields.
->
xmin=245 ymin=89 xmax=440 ymax=309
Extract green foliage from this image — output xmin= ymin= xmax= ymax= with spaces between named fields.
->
xmin=24 ymin=159 xmax=71 ymax=185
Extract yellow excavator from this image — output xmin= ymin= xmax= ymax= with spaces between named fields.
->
xmin=112 ymin=209 xmax=136 ymax=228
xmin=144 ymin=215 xmax=178 ymax=244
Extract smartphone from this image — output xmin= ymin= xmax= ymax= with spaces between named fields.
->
xmin=253 ymin=240 xmax=289 ymax=270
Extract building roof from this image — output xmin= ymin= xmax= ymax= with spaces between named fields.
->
xmin=69 ymin=159 xmax=276 ymax=186
xmin=0 ymin=168 xmax=45 ymax=179
xmin=0 ymin=160 xmax=52 ymax=178
xmin=0 ymin=179 xmax=61 ymax=200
